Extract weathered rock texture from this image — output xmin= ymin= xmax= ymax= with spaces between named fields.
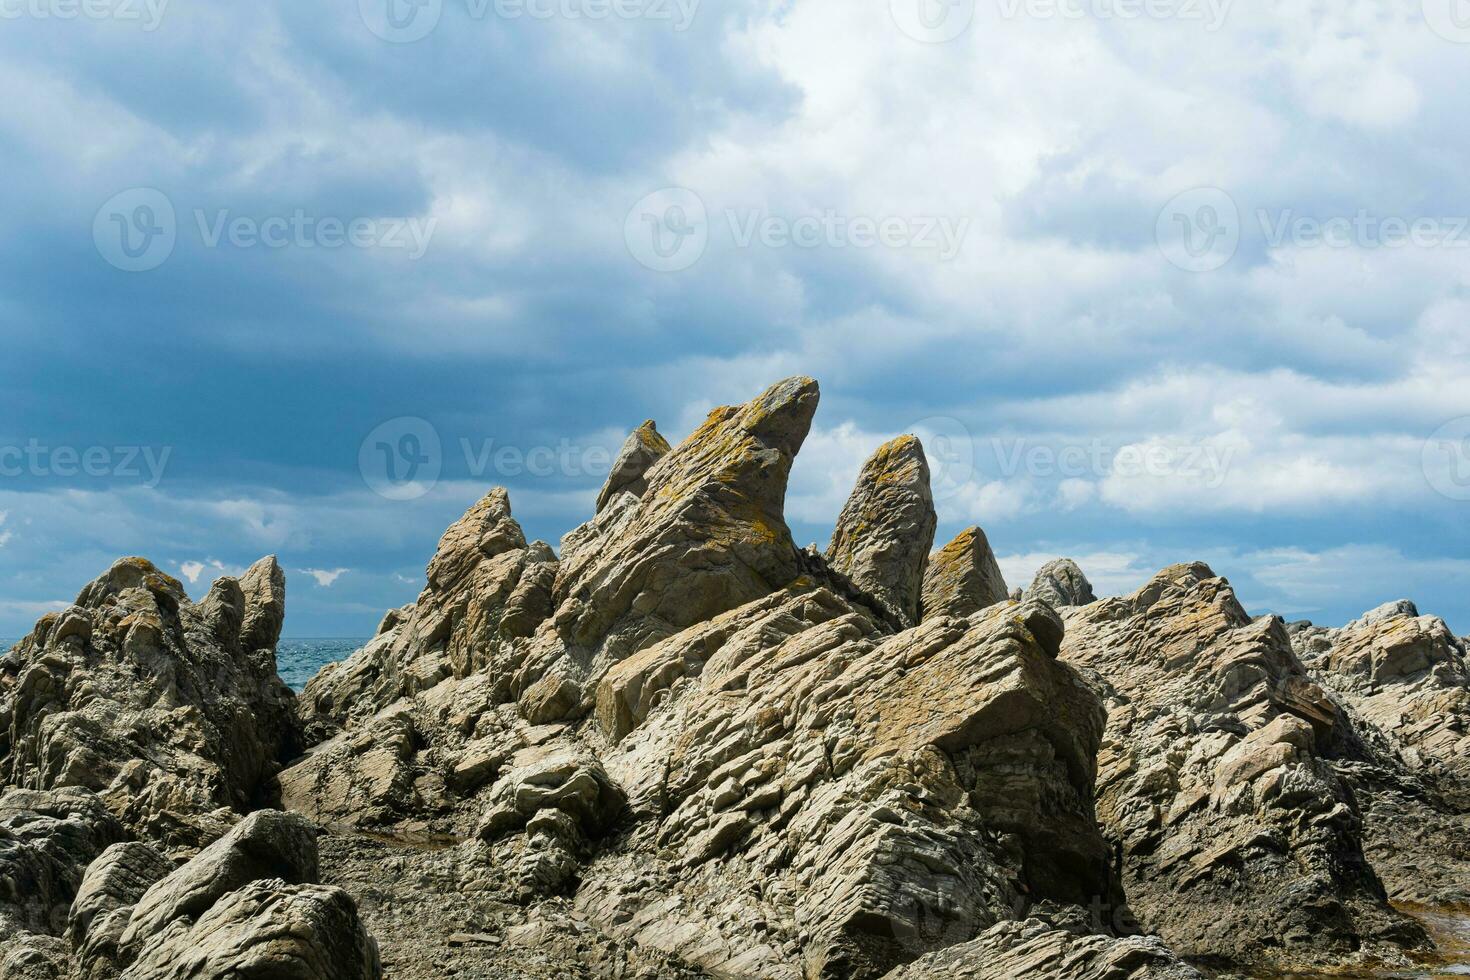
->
xmin=0 ymin=557 xmax=299 ymax=853
xmin=596 ymin=420 xmax=671 ymax=513
xmin=1292 ymin=605 xmax=1470 ymax=906
xmin=7 ymin=376 xmax=1470 ymax=979
xmin=1026 ymin=558 xmax=1096 ymax=608
xmin=920 ymin=526 xmax=1008 ymax=621
xmin=1059 ymin=563 xmax=1424 ymax=970
xmin=825 ymin=435 xmax=938 ymax=628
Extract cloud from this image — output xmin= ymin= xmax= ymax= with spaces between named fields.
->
xmin=302 ymin=568 xmax=350 ymax=588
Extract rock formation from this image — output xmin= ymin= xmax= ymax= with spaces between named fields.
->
xmin=5 ymin=376 xmax=1469 ymax=979
xmin=1025 ymin=558 xmax=1096 ymax=608
xmin=1058 ymin=564 xmax=1424 ymax=970
xmin=920 ymin=526 xmax=1008 ymax=621
xmin=825 ymin=435 xmax=937 ymax=627
xmin=0 ymin=556 xmax=300 ymax=853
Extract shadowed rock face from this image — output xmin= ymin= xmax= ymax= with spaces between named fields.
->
xmin=0 ymin=556 xmax=299 ymax=853
xmin=1059 ymin=564 xmax=1425 ymax=970
xmin=826 ymin=435 xmax=938 ymax=629
xmin=921 ymin=526 xmax=1009 ymax=622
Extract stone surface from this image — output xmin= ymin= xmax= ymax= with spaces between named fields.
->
xmin=826 ymin=435 xmax=937 ymax=628
xmin=1059 ymin=563 xmax=1425 ymax=970
xmin=920 ymin=526 xmax=1008 ymax=622
xmin=596 ymin=420 xmax=671 ymax=514
xmin=0 ymin=557 xmax=299 ymax=852
xmin=1025 ymin=558 xmax=1096 ymax=608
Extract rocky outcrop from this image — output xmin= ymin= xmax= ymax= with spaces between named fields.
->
xmin=0 ymin=557 xmax=299 ymax=852
xmin=882 ymin=916 xmax=1203 ymax=980
xmin=1292 ymin=604 xmax=1470 ymax=906
xmin=825 ymin=435 xmax=937 ymax=628
xmin=1059 ymin=564 xmax=1424 ymax=970
xmin=1025 ymin=558 xmax=1096 ymax=608
xmin=920 ymin=526 xmax=1008 ymax=621
xmin=596 ymin=420 xmax=671 ymax=513
xmin=580 ymin=591 xmax=1123 ymax=979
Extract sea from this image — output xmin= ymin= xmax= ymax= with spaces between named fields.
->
xmin=1 ymin=636 xmax=362 ymax=694
xmin=275 ymin=638 xmax=365 ymax=692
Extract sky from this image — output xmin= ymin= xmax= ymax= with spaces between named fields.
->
xmin=3 ymin=0 xmax=1470 ymax=638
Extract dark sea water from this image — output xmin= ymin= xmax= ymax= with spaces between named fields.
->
xmin=275 ymin=638 xmax=365 ymax=692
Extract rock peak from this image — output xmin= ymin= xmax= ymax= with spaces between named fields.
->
xmin=826 ymin=434 xmax=937 ymax=628
xmin=595 ymin=419 xmax=671 ymax=513
xmin=921 ymin=525 xmax=1009 ymax=621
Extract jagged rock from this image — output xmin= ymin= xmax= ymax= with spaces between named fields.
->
xmin=1025 ymin=559 xmax=1096 ymax=608
xmin=116 ymin=809 xmax=319 ymax=962
xmin=920 ymin=527 xmax=1008 ymax=621
xmin=881 ymin=916 xmax=1202 ymax=979
xmin=826 ymin=435 xmax=937 ymax=628
xmin=580 ymin=591 xmax=1123 ymax=979
xmin=69 ymin=842 xmax=175 ymax=978
xmin=511 ymin=376 xmax=820 ymax=722
xmin=297 ymin=490 xmax=542 ymax=735
xmin=1291 ymin=606 xmax=1470 ymax=905
xmin=238 ymin=556 xmax=286 ymax=653
xmin=0 ymin=789 xmax=125 ymax=938
xmin=1059 ymin=563 xmax=1425 ymax=970
xmin=118 ymin=879 xmax=380 ymax=980
xmin=0 ymin=558 xmax=299 ymax=852
xmin=596 ymin=420 xmax=671 ymax=513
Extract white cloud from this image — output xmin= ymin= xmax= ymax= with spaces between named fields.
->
xmin=302 ymin=568 xmax=350 ymax=588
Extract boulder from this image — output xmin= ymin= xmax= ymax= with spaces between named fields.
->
xmin=1025 ymin=559 xmax=1096 ymax=608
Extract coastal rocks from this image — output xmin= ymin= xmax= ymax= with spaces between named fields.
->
xmin=1291 ymin=604 xmax=1470 ymax=906
xmin=825 ymin=436 xmax=937 ymax=628
xmin=532 ymin=377 xmax=820 ymax=707
xmin=596 ymin=421 xmax=671 ymax=514
xmin=582 ymin=592 xmax=1124 ymax=979
xmin=1059 ymin=563 xmax=1422 ymax=970
xmin=882 ymin=916 xmax=1203 ymax=980
xmin=920 ymin=527 xmax=1008 ymax=622
xmin=0 ymin=558 xmax=299 ymax=852
xmin=297 ymin=490 xmax=544 ymax=734
xmin=67 ymin=809 xmax=379 ymax=980
xmin=0 ymin=789 xmax=125 ymax=944
xmin=1025 ymin=559 xmax=1096 ymax=608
